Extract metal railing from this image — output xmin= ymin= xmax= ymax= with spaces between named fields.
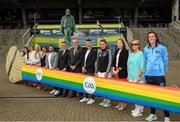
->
xmin=22 ymin=27 xmax=31 ymax=46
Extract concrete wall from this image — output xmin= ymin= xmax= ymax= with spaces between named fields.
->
xmin=0 ymin=29 xmax=26 ymax=62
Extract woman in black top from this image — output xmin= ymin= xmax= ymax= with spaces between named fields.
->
xmin=22 ymin=47 xmax=29 ymax=64
xmin=97 ymin=39 xmax=112 ymax=108
xmin=112 ymin=38 xmax=129 ymax=110
xmin=112 ymin=39 xmax=129 ymax=78
xmin=40 ymin=46 xmax=48 ymax=67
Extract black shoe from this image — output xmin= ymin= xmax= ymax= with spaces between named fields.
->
xmin=78 ymin=93 xmax=83 ymax=99
xmin=55 ymin=92 xmax=63 ymax=97
xmin=66 ymin=95 xmax=71 ymax=98
xmin=60 ymin=94 xmax=68 ymax=97
xmin=67 ymin=94 xmax=77 ymax=98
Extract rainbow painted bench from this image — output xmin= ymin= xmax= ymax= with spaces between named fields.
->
xmin=21 ymin=64 xmax=180 ymax=113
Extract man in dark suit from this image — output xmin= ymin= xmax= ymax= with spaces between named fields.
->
xmin=68 ymin=38 xmax=83 ymax=97
xmin=57 ymin=41 xmax=70 ymax=97
xmin=80 ymin=39 xmax=97 ymax=104
xmin=58 ymin=41 xmax=69 ymax=71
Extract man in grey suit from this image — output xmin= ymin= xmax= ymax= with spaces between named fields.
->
xmin=46 ymin=45 xmax=58 ymax=69
xmin=47 ymin=45 xmax=60 ymax=96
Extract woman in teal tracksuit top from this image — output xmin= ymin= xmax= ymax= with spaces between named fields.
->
xmin=144 ymin=32 xmax=170 ymax=122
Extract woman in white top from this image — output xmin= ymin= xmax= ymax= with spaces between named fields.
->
xmin=28 ymin=45 xmax=42 ymax=66
xmin=27 ymin=45 xmax=42 ymax=87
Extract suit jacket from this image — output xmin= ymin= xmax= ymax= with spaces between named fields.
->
xmin=58 ymin=49 xmax=69 ymax=70
xmin=112 ymin=49 xmax=129 ymax=78
xmin=82 ymin=48 xmax=97 ymax=74
xmin=47 ymin=51 xmax=58 ymax=69
xmin=69 ymin=46 xmax=83 ymax=73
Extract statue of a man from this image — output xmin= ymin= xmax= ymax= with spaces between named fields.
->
xmin=61 ymin=9 xmax=76 ymax=45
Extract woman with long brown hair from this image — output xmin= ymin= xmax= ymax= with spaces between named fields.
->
xmin=112 ymin=38 xmax=129 ymax=110
xmin=144 ymin=32 xmax=170 ymax=122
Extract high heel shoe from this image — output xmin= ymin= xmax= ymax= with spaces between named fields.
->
xmin=118 ymin=103 xmax=126 ymax=110
xmin=115 ymin=105 xmax=121 ymax=109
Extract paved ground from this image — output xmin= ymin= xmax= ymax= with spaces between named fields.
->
xmin=0 ymin=60 xmax=180 ymax=121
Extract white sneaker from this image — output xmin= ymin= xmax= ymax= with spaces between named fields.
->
xmin=80 ymin=97 xmax=89 ymax=103
xmin=146 ymin=114 xmax=157 ymax=121
xmin=99 ymin=101 xmax=105 ymax=106
xmin=49 ymin=89 xmax=56 ymax=94
xmin=54 ymin=90 xmax=60 ymax=95
xmin=131 ymin=109 xmax=143 ymax=117
xmin=101 ymin=99 xmax=111 ymax=107
xmin=131 ymin=108 xmax=138 ymax=113
xmin=99 ymin=99 xmax=106 ymax=106
xmin=132 ymin=112 xmax=143 ymax=117
xmin=164 ymin=117 xmax=170 ymax=122
xmin=103 ymin=102 xmax=111 ymax=108
xmin=87 ymin=98 xmax=95 ymax=104
xmin=131 ymin=108 xmax=143 ymax=114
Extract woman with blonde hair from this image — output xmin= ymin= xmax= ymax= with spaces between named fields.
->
xmin=27 ymin=44 xmax=42 ymax=66
xmin=27 ymin=44 xmax=42 ymax=87
xmin=127 ymin=39 xmax=145 ymax=117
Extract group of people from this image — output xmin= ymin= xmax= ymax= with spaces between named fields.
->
xmin=21 ymin=31 xmax=170 ymax=122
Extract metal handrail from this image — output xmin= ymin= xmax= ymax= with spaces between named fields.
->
xmin=23 ymin=28 xmax=31 ymax=38
xmin=25 ymin=35 xmax=34 ymax=47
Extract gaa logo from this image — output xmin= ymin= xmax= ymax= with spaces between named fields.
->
xmin=83 ymin=77 xmax=96 ymax=94
xmin=36 ymin=69 xmax=43 ymax=81
xmin=155 ymin=50 xmax=160 ymax=54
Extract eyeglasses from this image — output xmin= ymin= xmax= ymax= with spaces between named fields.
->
xmin=131 ymin=43 xmax=139 ymax=46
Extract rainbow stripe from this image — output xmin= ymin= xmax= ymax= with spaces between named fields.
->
xmin=21 ymin=65 xmax=180 ymax=113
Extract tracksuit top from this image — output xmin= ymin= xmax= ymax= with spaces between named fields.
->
xmin=97 ymin=49 xmax=112 ymax=74
xmin=144 ymin=43 xmax=168 ymax=76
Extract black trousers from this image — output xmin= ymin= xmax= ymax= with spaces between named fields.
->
xmin=54 ymin=87 xmax=59 ymax=90
xmin=145 ymin=76 xmax=170 ymax=117
xmin=70 ymin=68 xmax=82 ymax=97
xmin=85 ymin=93 xmax=95 ymax=99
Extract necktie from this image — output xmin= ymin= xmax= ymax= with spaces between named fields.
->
xmin=73 ymin=48 xmax=76 ymax=55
